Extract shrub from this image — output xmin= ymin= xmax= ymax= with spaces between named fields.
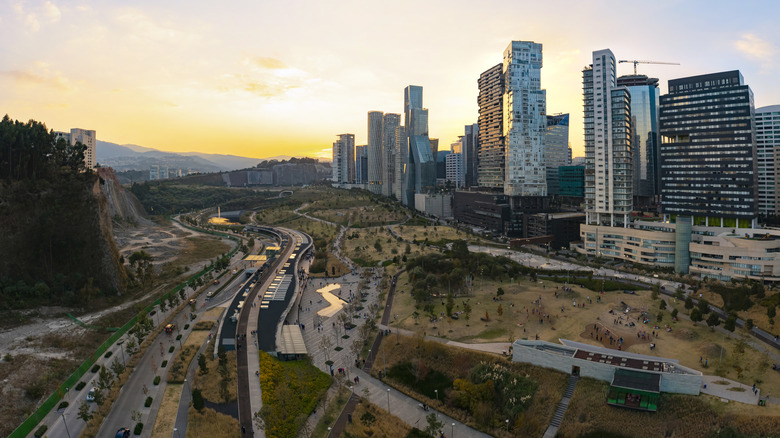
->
xmin=169 ymin=346 xmax=175 ymax=353
xmin=104 ymin=351 xmax=113 ymax=358
xmin=134 ymin=423 xmax=143 ymax=435
xmin=75 ymin=381 xmax=86 ymax=391
xmin=184 ymin=324 xmax=190 ymax=330
xmin=161 ymin=360 xmax=168 ymax=368
xmin=176 ymin=335 xmax=182 ymax=341
xmin=153 ymin=376 xmax=161 ymax=385
xmin=144 ymin=396 xmax=153 ymax=407
xmin=91 ymin=364 xmax=100 ymax=373
xmin=33 ymin=425 xmax=47 ymax=438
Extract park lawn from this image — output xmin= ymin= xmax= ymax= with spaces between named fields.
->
xmin=150 ymin=384 xmax=182 ymax=438
xmin=559 ymin=377 xmax=780 ymax=438
xmin=309 ymin=206 xmax=407 ymax=227
xmin=342 ymin=399 xmax=412 ymax=437
xmin=389 ymin=271 xmax=780 ymax=397
xmin=186 ymin=406 xmax=240 ymax=438
xmin=175 ymin=236 xmax=233 ymax=268
xmin=389 ymin=224 xmax=488 ymax=246
xmin=342 ymin=226 xmax=423 ymax=266
xmin=286 ymin=216 xmax=340 ymax=246
xmin=194 ymin=349 xmax=238 ymax=404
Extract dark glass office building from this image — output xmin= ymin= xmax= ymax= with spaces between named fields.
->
xmin=617 ymin=75 xmax=660 ymax=202
xmin=659 ymin=70 xmax=758 ymax=226
xmin=477 ymin=64 xmax=505 ymax=189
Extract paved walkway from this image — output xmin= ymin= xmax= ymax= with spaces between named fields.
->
xmin=700 ymin=375 xmax=762 ymax=404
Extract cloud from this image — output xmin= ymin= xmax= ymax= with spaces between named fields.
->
xmin=1 ymin=64 xmax=74 ymax=91
xmin=25 ymin=13 xmax=40 ymax=31
xmin=733 ymin=33 xmax=777 ymax=66
xmin=43 ymin=1 xmax=61 ymax=22
xmin=248 ymin=57 xmax=287 ymax=69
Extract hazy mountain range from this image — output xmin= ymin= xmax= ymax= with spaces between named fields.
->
xmin=96 ymin=140 xmax=300 ymax=172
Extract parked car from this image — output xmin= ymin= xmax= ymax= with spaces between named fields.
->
xmin=86 ymin=387 xmax=96 ymax=402
xmin=115 ymin=427 xmax=131 ymax=438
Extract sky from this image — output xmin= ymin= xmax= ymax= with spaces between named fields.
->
xmin=2 ymin=0 xmax=780 ymax=160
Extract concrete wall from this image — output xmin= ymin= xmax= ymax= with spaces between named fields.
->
xmin=512 ymin=340 xmax=701 ymax=395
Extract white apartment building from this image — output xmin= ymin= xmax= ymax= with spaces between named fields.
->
xmin=756 ymin=105 xmax=780 ymax=217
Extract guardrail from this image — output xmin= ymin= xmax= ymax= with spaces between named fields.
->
xmin=8 ymin=223 xmax=241 ymax=438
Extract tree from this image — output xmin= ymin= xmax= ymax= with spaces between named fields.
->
xmin=198 ymin=354 xmax=208 ymax=374
xmin=110 ymin=357 xmax=125 ymax=379
xmin=97 ymin=365 xmax=114 ymax=394
xmin=159 ymin=299 xmax=167 ymax=313
xmin=129 ymin=250 xmax=154 ymax=288
xmin=496 ymin=287 xmax=505 ymax=299
xmin=497 ymin=304 xmax=503 ymax=319
xmin=484 ymin=310 xmax=490 ymax=321
xmin=746 ymin=318 xmax=754 ymax=331
xmin=192 ymin=388 xmax=205 ymax=412
xmin=690 ymin=308 xmax=703 ymax=322
xmin=651 ymin=283 xmax=660 ymax=300
xmin=463 ymin=302 xmax=472 ymax=326
xmin=671 ymin=308 xmax=679 ymax=319
xmin=445 ymin=294 xmax=454 ymax=317
xmin=685 ymin=296 xmax=694 ymax=310
xmin=674 ymin=287 xmax=685 ymax=300
xmin=706 ymin=312 xmax=721 ymax=329
xmin=424 ymin=412 xmax=444 ymax=437
xmin=77 ymin=401 xmax=93 ymax=422
xmin=659 ymin=300 xmax=667 ymax=310
xmin=724 ymin=314 xmax=737 ymax=332
xmin=360 ymin=410 xmax=376 ymax=429
xmin=768 ymin=305 xmax=777 ymax=321
xmin=698 ymin=298 xmax=711 ymax=315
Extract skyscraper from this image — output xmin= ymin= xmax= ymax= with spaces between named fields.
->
xmin=545 ymin=113 xmax=570 ymax=196
xmin=355 ymin=145 xmax=368 ymax=184
xmin=617 ymin=75 xmax=660 ymax=203
xmin=429 ymin=138 xmax=439 ymax=162
xmin=477 ymin=64 xmax=504 ymax=189
xmin=367 ymin=111 xmax=384 ymax=194
xmin=583 ymin=49 xmax=633 ymax=227
xmin=503 ymin=41 xmax=547 ymax=196
xmin=463 ymin=123 xmax=479 ymax=187
xmin=659 ymin=71 xmax=758 ymax=225
xmin=332 ymin=134 xmax=355 ymax=184
xmin=394 ymin=125 xmax=406 ymax=201
xmin=402 ymin=85 xmax=429 ymax=205
xmin=382 ymin=113 xmax=401 ymax=197
xmin=756 ymin=105 xmax=780 ymax=217
xmin=70 ymin=128 xmax=96 ymax=169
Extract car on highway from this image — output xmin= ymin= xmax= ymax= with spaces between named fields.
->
xmin=164 ymin=324 xmax=176 ymax=334
xmin=115 ymin=427 xmax=131 ymax=438
xmin=86 ymin=387 xmax=96 ymax=402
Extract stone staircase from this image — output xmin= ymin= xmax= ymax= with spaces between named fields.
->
xmin=543 ymin=374 xmax=579 ymax=438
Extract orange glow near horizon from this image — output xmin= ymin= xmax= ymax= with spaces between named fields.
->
xmin=2 ymin=1 xmax=779 ymax=161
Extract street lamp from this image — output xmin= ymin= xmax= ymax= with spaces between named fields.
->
xmin=386 ymin=389 xmax=391 ymax=413
xmin=117 ymin=340 xmax=126 ymax=366
xmin=61 ymin=412 xmax=71 ymax=438
xmin=506 ymin=419 xmax=509 ymax=433
xmin=184 ymin=379 xmax=191 ymax=396
xmin=451 ymin=423 xmax=455 ymax=438
xmin=434 ymin=389 xmax=438 ymax=404
xmin=173 ymin=428 xmax=181 ymax=438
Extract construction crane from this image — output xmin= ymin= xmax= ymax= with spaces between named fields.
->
xmin=618 ymin=60 xmax=680 ymax=75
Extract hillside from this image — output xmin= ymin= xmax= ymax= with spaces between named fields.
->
xmin=0 ymin=116 xmax=128 ymax=310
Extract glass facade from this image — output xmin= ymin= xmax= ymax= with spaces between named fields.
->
xmin=545 ymin=114 xmax=570 ymax=195
xmin=617 ymin=75 xmax=660 ymax=199
xmin=659 ymin=71 xmax=758 ymax=221
xmin=755 ymin=105 xmax=780 ymax=217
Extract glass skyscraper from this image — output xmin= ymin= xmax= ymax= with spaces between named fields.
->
xmin=545 ymin=113 xmax=570 ymax=196
xmin=617 ymin=75 xmax=660 ymax=202
xmin=756 ymin=105 xmax=780 ymax=217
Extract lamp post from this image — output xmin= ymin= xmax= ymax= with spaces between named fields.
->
xmin=451 ymin=423 xmax=455 ymax=438
xmin=173 ymin=428 xmax=181 ymax=438
xmin=117 ymin=340 xmax=126 ymax=366
xmin=61 ymin=412 xmax=71 ymax=438
xmin=386 ymin=389 xmax=390 ymax=413
xmin=434 ymin=389 xmax=438 ymax=405
xmin=506 ymin=419 xmax=509 ymax=433
xmin=382 ymin=341 xmax=386 ymax=378
xmin=184 ymin=379 xmax=190 ymax=396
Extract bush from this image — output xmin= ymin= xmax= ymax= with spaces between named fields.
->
xmin=169 ymin=346 xmax=175 ymax=353
xmin=144 ymin=396 xmax=153 ymax=407
xmin=153 ymin=376 xmax=161 ymax=385
xmin=134 ymin=423 xmax=143 ymax=435
xmin=184 ymin=324 xmax=190 ymax=330
xmin=33 ymin=425 xmax=47 ymax=438
xmin=75 ymin=381 xmax=86 ymax=391
xmin=91 ymin=364 xmax=100 ymax=373
xmin=104 ymin=351 xmax=113 ymax=358
xmin=161 ymin=360 xmax=168 ymax=368
xmin=176 ymin=334 xmax=182 ymax=341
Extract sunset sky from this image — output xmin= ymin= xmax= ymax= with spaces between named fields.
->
xmin=2 ymin=0 xmax=779 ymax=160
